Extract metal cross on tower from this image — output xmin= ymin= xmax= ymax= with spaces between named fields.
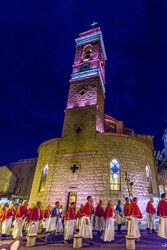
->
xmin=70 ymin=164 xmax=79 ymax=173
xmin=90 ymin=21 xmax=98 ymax=29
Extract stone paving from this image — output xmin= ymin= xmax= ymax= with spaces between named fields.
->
xmin=1 ymin=230 xmax=167 ymax=250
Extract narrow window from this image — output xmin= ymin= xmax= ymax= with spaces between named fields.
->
xmin=39 ymin=164 xmax=48 ymax=192
xmin=110 ymin=159 xmax=120 ymax=191
xmin=146 ymin=165 xmax=152 ymax=193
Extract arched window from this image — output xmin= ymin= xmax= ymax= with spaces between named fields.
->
xmin=146 ymin=165 xmax=152 ymax=193
xmin=83 ymin=46 xmax=92 ymax=60
xmin=39 ymin=164 xmax=48 ymax=192
xmin=110 ymin=159 xmax=120 ymax=191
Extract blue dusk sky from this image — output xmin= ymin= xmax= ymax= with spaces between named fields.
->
xmin=0 ymin=0 xmax=167 ymax=165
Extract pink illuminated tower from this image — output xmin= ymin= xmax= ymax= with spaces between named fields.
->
xmin=61 ymin=27 xmax=107 ymax=152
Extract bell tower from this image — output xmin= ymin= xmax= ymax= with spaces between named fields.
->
xmin=60 ymin=27 xmax=107 ymax=153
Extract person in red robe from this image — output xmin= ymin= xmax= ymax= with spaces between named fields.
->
xmin=128 ymin=197 xmax=142 ymax=239
xmin=28 ymin=201 xmax=43 ymax=235
xmin=77 ymin=204 xmax=83 ymax=230
xmin=0 ymin=204 xmax=5 ymax=235
xmin=95 ymin=200 xmax=104 ymax=235
xmin=42 ymin=205 xmax=51 ymax=230
xmin=123 ymin=197 xmax=130 ymax=229
xmin=1 ymin=202 xmax=14 ymax=237
xmin=12 ymin=200 xmax=28 ymax=238
xmin=64 ymin=202 xmax=76 ymax=243
xmin=24 ymin=203 xmax=35 ymax=232
xmin=157 ymin=193 xmax=167 ymax=246
xmin=101 ymin=200 xmax=114 ymax=242
xmin=79 ymin=196 xmax=93 ymax=240
xmin=146 ymin=197 xmax=156 ymax=233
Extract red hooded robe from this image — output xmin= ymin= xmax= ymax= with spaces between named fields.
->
xmin=129 ymin=202 xmax=142 ymax=218
xmin=104 ymin=205 xmax=113 ymax=219
xmin=2 ymin=208 xmax=14 ymax=221
xmin=14 ymin=205 xmax=28 ymax=218
xmin=42 ymin=208 xmax=51 ymax=219
xmin=30 ymin=207 xmax=43 ymax=221
xmin=123 ymin=202 xmax=131 ymax=216
xmin=77 ymin=207 xmax=83 ymax=218
xmin=157 ymin=200 xmax=167 ymax=217
xmin=146 ymin=201 xmax=156 ymax=214
xmin=95 ymin=204 xmax=104 ymax=218
xmin=65 ymin=207 xmax=76 ymax=220
xmin=83 ymin=202 xmax=93 ymax=217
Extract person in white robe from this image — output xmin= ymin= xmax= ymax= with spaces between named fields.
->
xmin=1 ymin=202 xmax=14 ymax=237
xmin=94 ymin=200 xmax=104 ymax=235
xmin=0 ymin=204 xmax=5 ymax=235
xmin=64 ymin=202 xmax=76 ymax=243
xmin=157 ymin=193 xmax=167 ymax=247
xmin=101 ymin=200 xmax=114 ymax=242
xmin=47 ymin=201 xmax=61 ymax=233
xmin=76 ymin=204 xmax=84 ymax=231
xmin=12 ymin=200 xmax=28 ymax=238
xmin=79 ymin=196 xmax=94 ymax=240
xmin=27 ymin=201 xmax=42 ymax=235
xmin=127 ymin=197 xmax=142 ymax=240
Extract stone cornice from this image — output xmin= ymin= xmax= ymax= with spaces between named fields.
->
xmin=97 ymin=132 xmax=154 ymax=150
xmin=56 ymin=152 xmax=97 ymax=157
xmin=38 ymin=138 xmax=60 ymax=154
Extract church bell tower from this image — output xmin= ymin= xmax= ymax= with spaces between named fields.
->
xmin=61 ymin=27 xmax=107 ymax=153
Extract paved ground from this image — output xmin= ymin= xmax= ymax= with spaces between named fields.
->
xmin=1 ymin=230 xmax=167 ymax=250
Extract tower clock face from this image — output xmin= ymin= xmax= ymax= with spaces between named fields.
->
xmin=80 ymin=63 xmax=90 ymax=72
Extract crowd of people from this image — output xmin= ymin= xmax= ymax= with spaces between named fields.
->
xmin=0 ymin=193 xmax=167 ymax=247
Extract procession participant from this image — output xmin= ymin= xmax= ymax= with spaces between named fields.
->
xmin=59 ymin=205 xmax=63 ymax=214
xmin=12 ymin=200 xmax=28 ymax=238
xmin=90 ymin=202 xmax=94 ymax=230
xmin=64 ymin=202 xmax=76 ymax=244
xmin=58 ymin=205 xmax=63 ymax=232
xmin=128 ymin=197 xmax=142 ymax=239
xmin=123 ymin=197 xmax=130 ymax=229
xmin=101 ymin=200 xmax=114 ymax=242
xmin=47 ymin=201 xmax=60 ymax=233
xmin=115 ymin=200 xmax=123 ymax=233
xmin=77 ymin=204 xmax=84 ymax=230
xmin=157 ymin=193 xmax=167 ymax=243
xmin=1 ymin=202 xmax=14 ymax=237
xmin=95 ymin=200 xmax=104 ymax=235
xmin=0 ymin=204 xmax=5 ymax=235
xmin=79 ymin=196 xmax=93 ymax=241
xmin=42 ymin=205 xmax=51 ymax=230
xmin=146 ymin=197 xmax=156 ymax=233
xmin=12 ymin=204 xmax=18 ymax=219
xmin=28 ymin=201 xmax=43 ymax=235
xmin=24 ymin=203 xmax=35 ymax=232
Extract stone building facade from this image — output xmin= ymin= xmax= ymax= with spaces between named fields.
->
xmin=156 ymin=128 xmax=167 ymax=194
xmin=0 ymin=166 xmax=17 ymax=203
xmin=29 ymin=27 xmax=158 ymax=217
xmin=7 ymin=158 xmax=37 ymax=203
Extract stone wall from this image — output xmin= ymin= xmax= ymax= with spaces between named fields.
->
xmin=7 ymin=158 xmax=37 ymax=200
xmin=29 ymin=132 xmax=158 ymax=219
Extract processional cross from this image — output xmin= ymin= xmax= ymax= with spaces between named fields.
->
xmin=70 ymin=164 xmax=79 ymax=173
xmin=90 ymin=21 xmax=98 ymax=29
xmin=125 ymin=171 xmax=134 ymax=201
